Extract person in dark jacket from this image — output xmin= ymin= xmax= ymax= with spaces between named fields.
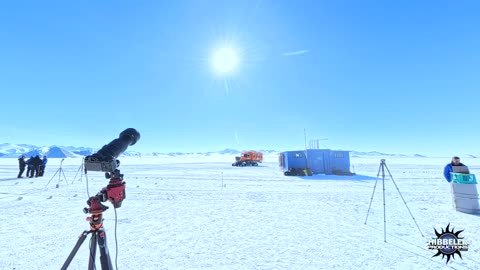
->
xmin=32 ymin=155 xmax=43 ymax=177
xmin=17 ymin=155 xmax=26 ymax=178
xmin=26 ymin=156 xmax=34 ymax=178
xmin=39 ymin=156 xmax=48 ymax=177
xmin=444 ymin=156 xmax=469 ymax=182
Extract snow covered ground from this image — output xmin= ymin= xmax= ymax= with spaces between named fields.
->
xmin=0 ymin=155 xmax=479 ymax=269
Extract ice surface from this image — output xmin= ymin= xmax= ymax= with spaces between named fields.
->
xmin=0 ymin=155 xmax=479 ymax=269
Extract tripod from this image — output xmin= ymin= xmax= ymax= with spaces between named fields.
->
xmin=45 ymin=158 xmax=69 ymax=189
xmin=61 ymin=169 xmax=126 ymax=270
xmin=364 ymin=159 xmax=424 ymax=242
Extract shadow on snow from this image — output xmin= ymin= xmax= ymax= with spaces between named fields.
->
xmin=296 ymin=174 xmax=379 ymax=182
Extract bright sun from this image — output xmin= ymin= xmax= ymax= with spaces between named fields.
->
xmin=212 ymin=48 xmax=238 ymax=74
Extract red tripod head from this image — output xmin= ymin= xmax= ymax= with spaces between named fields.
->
xmin=84 ymin=169 xmax=126 ymax=215
xmin=105 ymin=170 xmax=126 ymax=208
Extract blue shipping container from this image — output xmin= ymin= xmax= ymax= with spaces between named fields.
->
xmin=279 ymin=149 xmax=351 ymax=175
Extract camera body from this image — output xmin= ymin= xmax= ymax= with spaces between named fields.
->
xmin=84 ymin=155 xmax=119 ymax=173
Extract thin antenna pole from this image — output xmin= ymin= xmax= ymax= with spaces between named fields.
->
xmin=304 ymin=128 xmax=308 ymax=169
xmin=304 ymin=128 xmax=307 ymax=150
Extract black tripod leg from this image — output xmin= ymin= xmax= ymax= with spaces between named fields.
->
xmin=61 ymin=231 xmax=90 ymax=270
xmin=97 ymin=228 xmax=114 ymax=270
xmin=89 ymin=232 xmax=98 ymax=270
xmin=97 ymin=229 xmax=114 ymax=270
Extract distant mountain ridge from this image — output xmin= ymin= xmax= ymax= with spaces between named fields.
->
xmin=350 ymin=151 xmax=411 ymax=157
xmin=0 ymin=143 xmax=434 ymax=158
xmin=23 ymin=146 xmax=80 ymax=158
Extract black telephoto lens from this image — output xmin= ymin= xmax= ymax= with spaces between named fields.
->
xmin=96 ymin=128 xmax=141 ymax=160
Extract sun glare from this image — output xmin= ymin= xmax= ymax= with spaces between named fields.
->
xmin=212 ymin=48 xmax=238 ymax=74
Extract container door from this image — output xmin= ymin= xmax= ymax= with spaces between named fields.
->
xmin=312 ymin=155 xmax=325 ymax=174
xmin=323 ymin=151 xmax=331 ymax=174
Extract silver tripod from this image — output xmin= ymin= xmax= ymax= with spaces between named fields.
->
xmin=44 ymin=158 xmax=69 ymax=189
xmin=364 ymin=159 xmax=424 ymax=242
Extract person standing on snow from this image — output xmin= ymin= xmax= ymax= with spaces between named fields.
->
xmin=26 ymin=156 xmax=34 ymax=178
xmin=39 ymin=156 xmax=48 ymax=177
xmin=17 ymin=155 xmax=27 ymax=178
xmin=32 ymin=155 xmax=43 ymax=177
xmin=443 ymin=156 xmax=469 ymax=182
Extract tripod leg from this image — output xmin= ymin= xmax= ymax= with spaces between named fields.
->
xmin=384 ymin=164 xmax=424 ymax=238
xmin=61 ymin=231 xmax=90 ymax=270
xmin=364 ymin=163 xmax=383 ymax=224
xmin=381 ymin=164 xmax=386 ymax=242
xmin=61 ymin=168 xmax=69 ymax=186
xmin=72 ymin=164 xmax=83 ymax=184
xmin=89 ymin=232 xmax=98 ymax=270
xmin=96 ymin=228 xmax=114 ymax=270
xmin=44 ymin=169 xmax=60 ymax=189
xmin=364 ymin=178 xmax=379 ymax=224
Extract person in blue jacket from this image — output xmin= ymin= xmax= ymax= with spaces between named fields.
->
xmin=444 ymin=156 xmax=469 ymax=182
xmin=39 ymin=156 xmax=48 ymax=177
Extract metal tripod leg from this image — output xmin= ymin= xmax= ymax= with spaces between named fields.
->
xmin=72 ymin=162 xmax=84 ymax=184
xmin=89 ymin=232 xmax=97 ymax=270
xmin=44 ymin=169 xmax=60 ymax=189
xmin=62 ymin=168 xmax=69 ymax=185
xmin=364 ymin=161 xmax=383 ymax=224
xmin=382 ymin=162 xmax=424 ymax=238
xmin=61 ymin=231 xmax=90 ymax=270
xmin=381 ymin=161 xmax=387 ymax=242
xmin=97 ymin=228 xmax=114 ymax=270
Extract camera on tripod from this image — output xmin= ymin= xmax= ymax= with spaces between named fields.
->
xmin=61 ymin=128 xmax=140 ymax=270
xmin=84 ymin=128 xmax=141 ymax=173
xmin=83 ymin=128 xmax=140 ymax=209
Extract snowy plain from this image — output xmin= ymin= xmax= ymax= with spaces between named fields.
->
xmin=0 ymin=154 xmax=479 ymax=270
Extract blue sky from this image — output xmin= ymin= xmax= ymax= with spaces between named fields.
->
xmin=0 ymin=0 xmax=479 ymax=156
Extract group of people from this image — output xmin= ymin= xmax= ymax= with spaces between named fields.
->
xmin=18 ymin=155 xmax=48 ymax=178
